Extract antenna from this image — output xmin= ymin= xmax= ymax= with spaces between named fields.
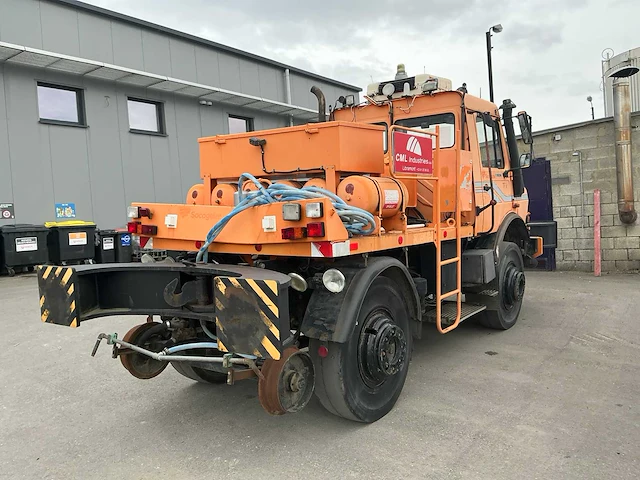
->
xmin=479 ymin=86 xmax=482 ymax=98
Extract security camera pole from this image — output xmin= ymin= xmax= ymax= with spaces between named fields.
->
xmin=486 ymin=24 xmax=503 ymax=103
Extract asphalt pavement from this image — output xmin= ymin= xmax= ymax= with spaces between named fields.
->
xmin=1 ymin=270 xmax=638 ymax=479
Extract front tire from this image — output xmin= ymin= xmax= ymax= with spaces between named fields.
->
xmin=468 ymin=241 xmax=525 ymax=330
xmin=310 ymin=276 xmax=412 ymax=423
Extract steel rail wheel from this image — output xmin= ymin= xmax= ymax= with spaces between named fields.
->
xmin=120 ymin=322 xmax=169 ymax=379
xmin=310 ymin=276 xmax=412 ymax=423
xmin=258 ymin=347 xmax=315 ymax=415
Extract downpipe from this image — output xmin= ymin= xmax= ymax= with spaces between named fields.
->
xmin=612 ymin=76 xmax=637 ymax=224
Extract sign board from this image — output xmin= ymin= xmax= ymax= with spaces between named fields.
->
xmin=103 ymin=237 xmax=114 ymax=250
xmin=55 ymin=203 xmax=76 ymax=219
xmin=392 ymin=131 xmax=433 ymax=175
xmin=120 ymin=234 xmax=131 ymax=247
xmin=68 ymin=232 xmax=87 ymax=246
xmin=1 ymin=203 xmax=15 ymax=219
xmin=16 ymin=237 xmax=38 ymax=252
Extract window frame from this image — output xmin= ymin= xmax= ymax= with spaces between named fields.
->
xmin=36 ymin=82 xmax=87 ymax=128
xmin=394 ymin=112 xmax=456 ymax=149
xmin=127 ymin=97 xmax=166 ymax=136
xmin=372 ymin=121 xmax=389 ymax=153
xmin=228 ymin=114 xmax=254 ymax=134
xmin=475 ymin=112 xmax=504 ymax=169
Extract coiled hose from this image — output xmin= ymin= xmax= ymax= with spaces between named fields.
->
xmin=196 ymin=173 xmax=376 ymax=262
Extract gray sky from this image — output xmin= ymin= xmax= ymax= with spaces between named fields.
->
xmin=84 ymin=0 xmax=638 ymax=131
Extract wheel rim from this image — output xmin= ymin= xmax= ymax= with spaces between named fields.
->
xmin=120 ymin=323 xmax=169 ymax=379
xmin=503 ymin=262 xmax=525 ymax=309
xmin=357 ymin=310 xmax=407 ymax=390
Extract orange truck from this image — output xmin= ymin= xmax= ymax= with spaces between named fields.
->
xmin=37 ymin=65 xmax=544 ymax=423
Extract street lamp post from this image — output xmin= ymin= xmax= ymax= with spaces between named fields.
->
xmin=485 ymin=24 xmax=503 ymax=103
xmin=587 ymin=96 xmax=594 ymax=120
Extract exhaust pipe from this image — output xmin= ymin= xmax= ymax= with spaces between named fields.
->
xmin=610 ymin=64 xmax=639 ymax=224
xmin=310 ymin=86 xmax=327 ymax=123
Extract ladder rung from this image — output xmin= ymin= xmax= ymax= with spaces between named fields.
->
xmin=441 ymin=289 xmax=460 ymax=297
xmin=440 ymin=257 xmax=459 ymax=266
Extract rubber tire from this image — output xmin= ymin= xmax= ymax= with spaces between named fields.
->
xmin=470 ymin=241 xmax=525 ymax=330
xmin=310 ymin=276 xmax=412 ymax=423
xmin=171 ymin=348 xmax=227 ymax=384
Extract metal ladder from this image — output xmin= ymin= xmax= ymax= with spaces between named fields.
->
xmin=433 ymin=137 xmax=462 ymax=334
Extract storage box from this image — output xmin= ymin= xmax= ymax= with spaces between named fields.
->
xmin=0 ymin=224 xmax=49 ymax=276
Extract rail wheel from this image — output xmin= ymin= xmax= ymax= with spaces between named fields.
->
xmin=171 ymin=348 xmax=228 ymax=384
xmin=258 ymin=347 xmax=315 ymax=415
xmin=468 ymin=241 xmax=525 ymax=330
xmin=120 ymin=322 xmax=169 ymax=379
xmin=310 ymin=276 xmax=412 ymax=423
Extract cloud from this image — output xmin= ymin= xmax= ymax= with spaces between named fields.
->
xmin=82 ymin=0 xmax=640 ymax=129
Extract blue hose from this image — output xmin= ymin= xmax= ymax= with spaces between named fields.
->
xmin=166 ymin=342 xmax=219 ymax=354
xmin=196 ymin=173 xmax=376 ymax=262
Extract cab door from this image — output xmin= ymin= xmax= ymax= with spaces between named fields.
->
xmin=471 ymin=112 xmax=512 ymax=234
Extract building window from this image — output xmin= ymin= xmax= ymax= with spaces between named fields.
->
xmin=128 ymin=98 xmax=165 ymax=135
xmin=228 ymin=115 xmax=254 ymax=134
xmin=37 ymin=83 xmax=86 ymax=126
xmin=476 ymin=113 xmax=504 ymax=169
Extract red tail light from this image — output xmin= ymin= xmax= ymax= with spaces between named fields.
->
xmin=195 ymin=241 xmax=203 ymax=249
xmin=127 ymin=222 xmax=140 ymax=233
xmin=140 ymin=225 xmax=158 ymax=235
xmin=281 ymin=227 xmax=307 ymax=240
xmin=306 ymin=222 xmax=325 ymax=238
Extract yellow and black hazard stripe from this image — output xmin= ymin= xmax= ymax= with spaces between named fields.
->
xmin=214 ymin=276 xmax=283 ymax=360
xmin=37 ymin=265 xmax=79 ymax=328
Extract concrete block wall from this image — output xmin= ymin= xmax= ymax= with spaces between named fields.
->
xmin=518 ymin=112 xmax=640 ymax=272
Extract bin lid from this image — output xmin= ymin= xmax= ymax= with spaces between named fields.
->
xmin=0 ymin=223 xmax=48 ymax=233
xmin=98 ymin=229 xmax=117 ymax=235
xmin=45 ymin=220 xmax=96 ymax=228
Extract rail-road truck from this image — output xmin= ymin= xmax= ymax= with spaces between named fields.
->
xmin=37 ymin=65 xmax=543 ymax=423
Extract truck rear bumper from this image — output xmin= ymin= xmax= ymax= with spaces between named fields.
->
xmin=37 ymin=262 xmax=291 ymax=359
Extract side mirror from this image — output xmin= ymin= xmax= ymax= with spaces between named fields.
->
xmin=519 ymin=152 xmax=531 ymax=169
xmin=518 ymin=111 xmax=533 ymax=145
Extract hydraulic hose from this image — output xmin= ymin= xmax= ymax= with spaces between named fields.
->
xmin=166 ymin=342 xmax=219 ymax=354
xmin=196 ymin=173 xmax=377 ymax=262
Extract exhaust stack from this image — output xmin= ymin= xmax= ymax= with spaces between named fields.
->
xmin=609 ymin=63 xmax=639 ymax=224
xmin=310 ymin=86 xmax=327 ymax=123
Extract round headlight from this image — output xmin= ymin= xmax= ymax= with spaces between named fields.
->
xmin=381 ymin=82 xmax=395 ymax=97
xmin=322 ymin=269 xmax=345 ymax=293
xmin=288 ymin=273 xmax=308 ymax=292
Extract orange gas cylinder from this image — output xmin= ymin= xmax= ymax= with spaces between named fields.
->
xmin=186 ymin=184 xmax=206 ymax=205
xmin=273 ymin=180 xmax=302 ymax=189
xmin=242 ymin=178 xmax=272 ymax=192
xmin=304 ymin=178 xmax=327 ymax=190
xmin=337 ymin=175 xmax=406 ymax=218
xmin=211 ymin=183 xmax=238 ymax=206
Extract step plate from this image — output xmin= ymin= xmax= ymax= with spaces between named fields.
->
xmin=423 ymin=303 xmax=487 ymax=326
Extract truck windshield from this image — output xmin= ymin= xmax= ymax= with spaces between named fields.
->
xmin=395 ymin=113 xmax=455 ymax=148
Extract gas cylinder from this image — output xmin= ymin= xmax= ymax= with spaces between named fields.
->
xmin=337 ymin=176 xmax=406 ymax=218
xmin=186 ymin=184 xmax=206 ymax=205
xmin=211 ymin=183 xmax=238 ymax=206
xmin=242 ymin=178 xmax=271 ymax=192
xmin=304 ymin=178 xmax=327 ymax=190
xmin=274 ymin=180 xmax=302 ymax=189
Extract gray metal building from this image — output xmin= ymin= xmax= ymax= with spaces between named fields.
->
xmin=0 ymin=0 xmax=361 ymax=228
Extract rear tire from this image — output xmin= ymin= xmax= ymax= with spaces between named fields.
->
xmin=468 ymin=241 xmax=525 ymax=330
xmin=310 ymin=276 xmax=412 ymax=423
xmin=171 ymin=348 xmax=228 ymax=384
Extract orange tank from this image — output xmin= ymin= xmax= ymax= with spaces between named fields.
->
xmin=186 ymin=184 xmax=207 ymax=205
xmin=337 ymin=175 xmax=406 ymax=218
xmin=212 ymin=183 xmax=238 ymax=206
xmin=242 ymin=178 xmax=272 ymax=192
xmin=304 ymin=178 xmax=327 ymax=190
